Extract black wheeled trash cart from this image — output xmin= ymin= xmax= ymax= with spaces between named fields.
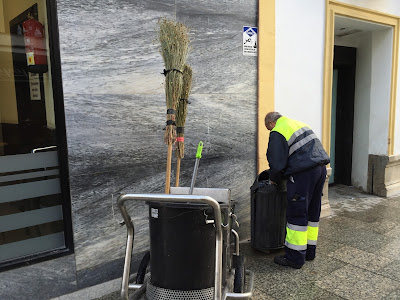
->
xmin=117 ymin=188 xmax=254 ymax=300
xmin=250 ymin=170 xmax=287 ymax=252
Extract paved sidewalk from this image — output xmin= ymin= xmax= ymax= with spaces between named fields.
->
xmin=91 ymin=185 xmax=400 ymax=300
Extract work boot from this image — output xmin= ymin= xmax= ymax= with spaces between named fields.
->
xmin=306 ymin=247 xmax=316 ymax=261
xmin=306 ymin=254 xmax=315 ymax=261
xmin=274 ymin=255 xmax=302 ymax=269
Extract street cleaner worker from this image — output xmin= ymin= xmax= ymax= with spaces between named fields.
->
xmin=265 ymin=112 xmax=330 ymax=269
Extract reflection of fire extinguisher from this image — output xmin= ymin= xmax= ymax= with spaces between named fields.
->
xmin=22 ymin=14 xmax=48 ymax=74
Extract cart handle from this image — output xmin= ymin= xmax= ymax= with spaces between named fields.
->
xmin=117 ymin=193 xmax=223 ymax=300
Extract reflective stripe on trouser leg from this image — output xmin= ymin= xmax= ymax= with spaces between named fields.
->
xmin=307 ymin=221 xmax=319 ymax=245
xmin=285 ymin=223 xmax=307 ymax=251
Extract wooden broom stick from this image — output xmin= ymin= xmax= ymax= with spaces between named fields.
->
xmin=165 ymin=143 xmax=173 ymax=194
xmin=175 ymin=158 xmax=181 ymax=187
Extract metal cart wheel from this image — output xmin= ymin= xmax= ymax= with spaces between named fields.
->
xmin=136 ymin=251 xmax=150 ymax=284
xmin=233 ymin=255 xmax=246 ymax=293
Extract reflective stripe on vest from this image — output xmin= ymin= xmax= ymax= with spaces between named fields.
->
xmin=307 ymin=221 xmax=319 ymax=245
xmin=271 ymin=117 xmax=317 ymax=157
xmin=288 ymin=127 xmax=311 ymax=146
xmin=289 ymin=133 xmax=317 ymax=156
xmin=285 ymin=222 xmax=307 ymax=251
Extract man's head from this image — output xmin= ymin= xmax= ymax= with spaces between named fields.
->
xmin=265 ymin=112 xmax=282 ymax=131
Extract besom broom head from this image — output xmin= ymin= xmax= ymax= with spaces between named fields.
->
xmin=175 ymin=64 xmax=192 ymax=159
xmin=158 ymin=18 xmax=190 ymax=145
xmin=158 ymin=19 xmax=190 ymax=71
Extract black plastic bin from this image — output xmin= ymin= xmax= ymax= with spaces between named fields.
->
xmin=147 ymin=201 xmax=230 ymax=291
xmin=250 ymin=170 xmax=287 ymax=252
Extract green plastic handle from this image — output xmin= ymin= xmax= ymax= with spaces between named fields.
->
xmin=196 ymin=141 xmax=203 ymax=159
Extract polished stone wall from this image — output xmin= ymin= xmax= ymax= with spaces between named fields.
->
xmin=58 ymin=0 xmax=258 ymax=289
xmin=0 ymin=1 xmax=257 ymax=298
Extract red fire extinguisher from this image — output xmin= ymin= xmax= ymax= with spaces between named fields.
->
xmin=22 ymin=15 xmax=48 ymax=74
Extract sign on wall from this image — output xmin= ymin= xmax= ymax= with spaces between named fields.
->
xmin=29 ymin=73 xmax=41 ymax=100
xmin=243 ymin=26 xmax=257 ymax=56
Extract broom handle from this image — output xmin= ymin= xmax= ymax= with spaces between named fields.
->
xmin=189 ymin=141 xmax=203 ymax=194
xmin=175 ymin=157 xmax=181 ymax=187
xmin=165 ymin=143 xmax=173 ymax=194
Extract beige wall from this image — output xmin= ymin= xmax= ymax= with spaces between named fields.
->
xmin=0 ymin=0 xmax=5 ymax=33
xmin=257 ymin=0 xmax=275 ymax=173
xmin=0 ymin=20 xmax=18 ymax=123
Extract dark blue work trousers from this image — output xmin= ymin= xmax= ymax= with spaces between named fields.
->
xmin=285 ymin=165 xmax=327 ymax=265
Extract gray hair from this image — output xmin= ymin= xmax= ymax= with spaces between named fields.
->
xmin=265 ymin=112 xmax=282 ymax=123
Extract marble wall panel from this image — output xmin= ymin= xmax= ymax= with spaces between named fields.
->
xmin=58 ymin=0 xmax=175 ymax=95
xmin=57 ymin=0 xmax=258 ymax=288
xmin=176 ymin=0 xmax=258 ymax=94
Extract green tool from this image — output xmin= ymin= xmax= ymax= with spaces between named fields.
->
xmin=189 ymin=141 xmax=203 ymax=194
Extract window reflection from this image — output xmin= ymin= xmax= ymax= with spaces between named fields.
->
xmin=0 ymin=0 xmax=66 ymax=266
xmin=1 ymin=0 xmax=56 ymax=156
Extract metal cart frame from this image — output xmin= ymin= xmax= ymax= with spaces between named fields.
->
xmin=117 ymin=193 xmax=254 ymax=300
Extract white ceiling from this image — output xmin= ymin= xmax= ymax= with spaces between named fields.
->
xmin=335 ymin=15 xmax=392 ymax=37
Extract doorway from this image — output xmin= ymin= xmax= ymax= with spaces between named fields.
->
xmin=330 ymin=46 xmax=356 ymax=185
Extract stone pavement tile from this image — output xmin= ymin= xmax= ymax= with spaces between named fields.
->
xmin=0 ymin=255 xmax=77 ymax=300
xmin=323 ymin=214 xmax=397 ymax=236
xmin=315 ymin=237 xmax=346 ymax=256
xmin=340 ymin=204 xmax=400 ymax=225
xmin=374 ymin=225 xmax=400 ymax=260
xmin=96 ymin=290 xmax=120 ymax=300
xmin=319 ymin=215 xmax=366 ymax=233
xmin=385 ymin=224 xmax=400 ymax=237
xmin=319 ymin=219 xmax=388 ymax=254
xmin=315 ymin=265 xmax=398 ymax=300
xmin=299 ymin=256 xmax=347 ymax=282
xmin=377 ymin=241 xmax=400 ymax=259
xmin=328 ymin=189 xmax=384 ymax=214
xmin=380 ymin=196 xmax=400 ymax=209
xmin=384 ymin=289 xmax=400 ymax=300
xmin=367 ymin=220 xmax=398 ymax=235
xmin=347 ymin=216 xmax=399 ymax=235
xmin=327 ymin=245 xmax=392 ymax=272
xmin=251 ymin=287 xmax=276 ymax=300
xmin=248 ymin=254 xmax=346 ymax=299
xmin=377 ymin=259 xmax=400 ymax=282
xmin=239 ymin=241 xmax=280 ymax=262
xmin=258 ymin=282 xmax=344 ymax=300
xmin=328 ymin=184 xmax=373 ymax=200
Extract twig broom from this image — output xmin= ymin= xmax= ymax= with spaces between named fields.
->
xmin=158 ymin=19 xmax=190 ymax=193
xmin=175 ymin=64 xmax=192 ymax=187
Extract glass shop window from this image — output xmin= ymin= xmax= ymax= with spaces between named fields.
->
xmin=0 ymin=0 xmax=73 ymax=268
